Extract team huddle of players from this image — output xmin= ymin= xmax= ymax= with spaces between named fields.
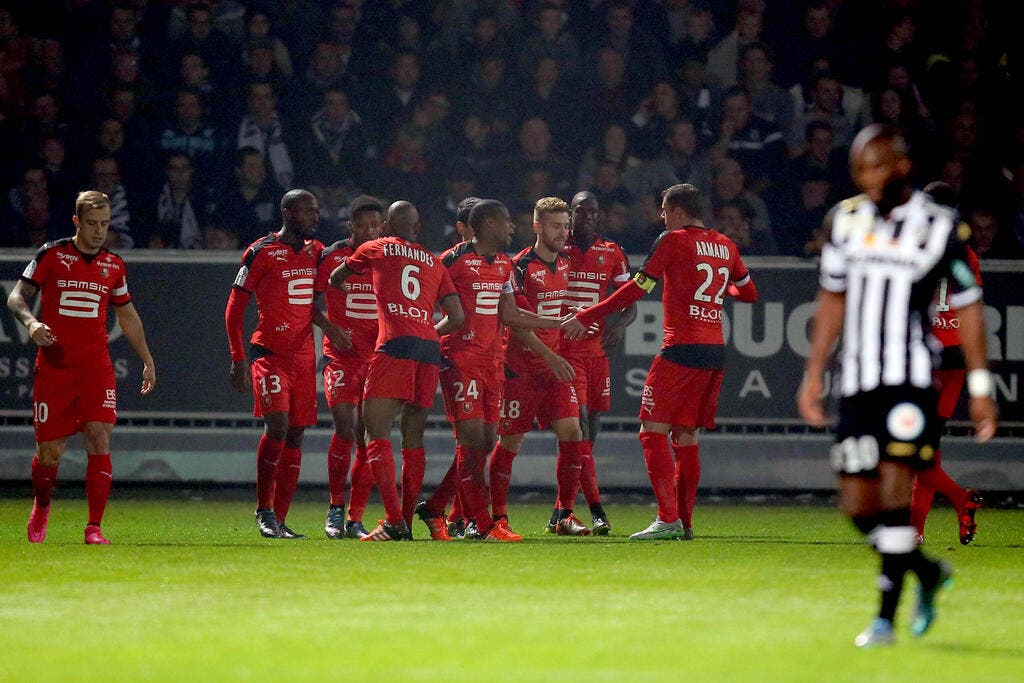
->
xmin=225 ymin=189 xmax=646 ymax=542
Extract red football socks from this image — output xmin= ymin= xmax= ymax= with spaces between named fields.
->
xmin=348 ymin=444 xmax=372 ymax=521
xmin=911 ymin=451 xmax=968 ymax=533
xmin=555 ymin=440 xmax=583 ymax=512
xmin=459 ymin=446 xmax=493 ymax=535
xmin=255 ymin=434 xmax=284 ymax=510
xmin=488 ymin=444 xmax=518 ymax=517
xmin=273 ymin=446 xmax=302 ymax=524
xmin=31 ymin=455 xmax=58 ymax=507
xmin=639 ymin=432 xmax=679 ymax=523
xmin=327 ymin=435 xmax=353 ymax=508
xmin=368 ymin=439 xmax=403 ymax=525
xmin=401 ymin=447 xmax=426 ymax=528
xmin=85 ymin=453 xmax=112 ymax=526
xmin=579 ymin=440 xmax=601 ymax=506
xmin=673 ymin=443 xmax=700 ymax=529
xmin=427 ymin=447 xmax=462 ymax=515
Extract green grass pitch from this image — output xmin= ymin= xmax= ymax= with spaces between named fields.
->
xmin=1 ymin=498 xmax=1021 ymax=682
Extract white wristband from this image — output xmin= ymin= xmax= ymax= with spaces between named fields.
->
xmin=967 ymin=369 xmax=993 ymax=398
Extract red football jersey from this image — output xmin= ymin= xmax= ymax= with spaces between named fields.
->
xmin=439 ymin=241 xmax=514 ymax=366
xmin=505 ymin=247 xmax=569 ymax=375
xmin=639 ymin=227 xmax=750 ymax=347
xmin=316 ymin=238 xmax=378 ymax=361
xmin=344 ymin=236 xmax=457 ymax=360
xmin=932 ymin=245 xmax=982 ymax=348
xmin=561 ymin=237 xmax=631 ymax=357
xmin=21 ymin=238 xmax=131 ymax=368
xmin=233 ymin=234 xmax=322 ymax=354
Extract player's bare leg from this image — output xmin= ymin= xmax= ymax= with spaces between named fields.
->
xmin=27 ymin=438 xmax=66 ymax=543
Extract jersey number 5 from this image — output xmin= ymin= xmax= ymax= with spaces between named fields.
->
xmin=694 ymin=263 xmax=730 ymax=305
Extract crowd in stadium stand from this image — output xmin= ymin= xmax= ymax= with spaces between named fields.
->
xmin=1 ymin=0 xmax=1022 ymax=257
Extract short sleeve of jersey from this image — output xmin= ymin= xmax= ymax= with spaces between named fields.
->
xmin=234 ymin=245 xmax=263 ymax=292
xmin=943 ymin=221 xmax=983 ymax=310
xmin=314 ymin=250 xmax=332 ymax=292
xmin=639 ymin=230 xmax=674 ymax=281
xmin=21 ymin=244 xmax=51 ymax=287
xmin=610 ymin=243 xmax=632 ymax=288
xmin=109 ymin=256 xmax=131 ymax=305
xmin=345 ymin=239 xmax=379 ymax=275
xmin=819 ymin=205 xmax=847 ymax=293
xmin=730 ymin=249 xmax=751 ymax=285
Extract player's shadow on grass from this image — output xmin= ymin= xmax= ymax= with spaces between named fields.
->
xmin=702 ymin=535 xmax=864 ymax=546
xmin=926 ymin=641 xmax=1024 ymax=659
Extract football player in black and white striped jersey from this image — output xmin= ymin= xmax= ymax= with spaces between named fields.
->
xmin=798 ymin=125 xmax=997 ymax=647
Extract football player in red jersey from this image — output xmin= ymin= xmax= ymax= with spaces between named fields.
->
xmin=226 ymin=189 xmax=348 ymax=539
xmin=436 ymin=195 xmax=480 ymax=537
xmin=415 ymin=199 xmax=569 ymax=542
xmin=491 ymin=196 xmax=593 ymax=536
xmin=555 ymin=190 xmax=636 ymax=535
xmin=8 ymin=190 xmax=156 ymax=544
xmin=565 ymin=183 xmax=758 ymax=540
xmin=910 ymin=182 xmax=984 ymax=545
xmin=314 ymin=196 xmax=384 ymax=539
xmin=329 ymin=200 xmax=465 ymax=541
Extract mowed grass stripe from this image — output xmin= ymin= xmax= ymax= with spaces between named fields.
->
xmin=1 ymin=501 xmax=1021 ymax=682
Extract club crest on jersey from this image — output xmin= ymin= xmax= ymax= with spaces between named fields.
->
xmin=58 ymin=253 xmax=78 ymax=270
xmin=886 ymin=402 xmax=925 ymax=441
xmin=462 ymin=402 xmax=472 ymax=414
xmin=597 ymin=255 xmax=605 ymax=265
xmin=101 ymin=267 xmax=110 ymax=278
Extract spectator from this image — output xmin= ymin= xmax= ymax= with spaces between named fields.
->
xmin=214 ymin=146 xmax=281 ymax=245
xmin=626 ymin=116 xmax=712 ymax=200
xmin=631 ymin=80 xmax=684 ymax=158
xmin=421 ymin=165 xmax=479 ymax=251
xmin=966 ymin=203 xmax=1023 ymax=259
xmin=37 ymin=136 xmax=77 ymax=214
xmin=242 ymin=10 xmax=293 ymax=78
xmin=295 ymin=87 xmax=368 ymax=188
xmin=593 ymin=0 xmax=667 ymax=94
xmin=786 ymin=121 xmax=849 ymax=195
xmin=366 ymin=51 xmax=426 ymax=149
xmin=625 ymin=190 xmax=667 ymax=253
xmin=788 ymin=71 xmax=861 ymax=155
xmin=717 ymin=197 xmax=778 ymax=256
xmin=2 ymin=167 xmax=62 ymax=246
xmin=776 ymin=2 xmax=851 ymax=88
xmin=171 ymin=3 xmax=239 ymax=86
xmin=443 ymin=1 xmax=522 ymax=60
xmin=456 ymin=51 xmax=518 ymax=143
xmin=157 ymin=89 xmax=224 ymax=186
xmin=590 ymin=160 xmax=634 ymax=209
xmin=0 ymin=8 xmax=30 ymax=120
xmin=450 ymin=114 xmax=503 ymax=179
xmin=236 ymin=81 xmax=295 ymax=190
xmin=706 ymin=6 xmax=764 ymax=88
xmin=583 ymin=47 xmax=639 ymax=138
xmin=94 ymin=117 xmax=155 ymax=209
xmin=577 ymin=121 xmax=642 ymax=191
xmin=789 ymin=172 xmax=834 ymax=257
xmin=738 ymin=42 xmax=793 ymax=133
xmin=516 ymin=57 xmax=578 ymax=152
xmin=706 ymin=87 xmax=785 ymax=193
xmin=520 ymin=3 xmax=581 ymax=78
xmin=710 ymin=156 xmax=772 ymax=241
xmin=89 ymin=156 xmax=135 ymax=249
xmin=674 ymin=51 xmax=722 ymax=132
xmin=499 ymin=117 xmax=574 ymax=199
xmin=148 ymin=153 xmax=214 ymax=249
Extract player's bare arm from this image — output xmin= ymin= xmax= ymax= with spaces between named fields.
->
xmin=955 ymin=300 xmax=998 ymax=442
xmin=313 ymin=291 xmax=351 ymax=350
xmin=510 ymin=325 xmax=574 ymax=382
xmin=114 ymin=302 xmax=156 ymax=395
xmin=497 ymin=292 xmax=561 ymax=330
xmin=797 ymin=289 xmax=845 ymax=427
xmin=435 ymin=293 xmax=466 ymax=336
xmin=7 ymin=280 xmax=56 ymax=346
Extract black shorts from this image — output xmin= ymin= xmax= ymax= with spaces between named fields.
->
xmin=833 ymin=386 xmax=940 ymax=477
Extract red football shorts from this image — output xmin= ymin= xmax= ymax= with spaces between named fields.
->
xmin=639 ymin=355 xmax=723 ymax=429
xmin=498 ymin=369 xmax=579 ymax=435
xmin=363 ymin=352 xmax=439 ymax=409
xmin=440 ymin=361 xmax=502 ymax=424
xmin=568 ymin=354 xmax=611 ymax=412
xmin=32 ymin=360 xmax=117 ymax=442
xmin=250 ymin=351 xmax=318 ymax=426
xmin=323 ymin=356 xmax=369 ymax=408
xmin=934 ymin=368 xmax=965 ymax=420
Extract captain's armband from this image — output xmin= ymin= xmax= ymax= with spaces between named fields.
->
xmin=633 ymin=271 xmax=657 ymax=293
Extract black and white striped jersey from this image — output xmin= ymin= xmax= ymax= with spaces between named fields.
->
xmin=819 ymin=191 xmax=982 ymax=397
